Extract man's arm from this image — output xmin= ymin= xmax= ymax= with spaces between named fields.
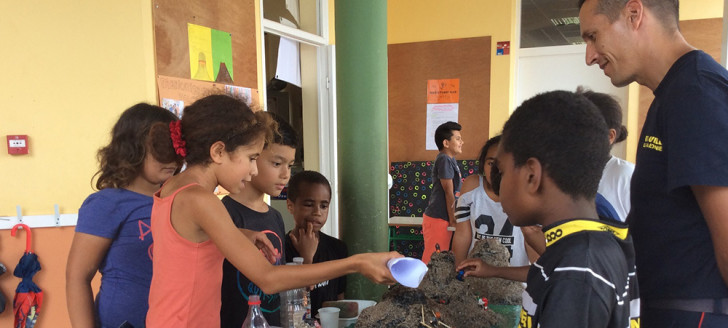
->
xmin=693 ymin=185 xmax=728 ymax=285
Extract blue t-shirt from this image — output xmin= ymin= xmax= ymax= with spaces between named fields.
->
xmin=76 ymin=188 xmax=155 ymax=328
xmin=424 ymin=152 xmax=462 ymax=221
xmin=629 ymin=50 xmax=728 ymax=300
xmin=595 ymin=192 xmax=619 ymax=223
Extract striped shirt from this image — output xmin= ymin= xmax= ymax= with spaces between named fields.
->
xmin=519 ymin=219 xmax=640 ymax=328
xmin=454 ymin=175 xmax=528 ymax=267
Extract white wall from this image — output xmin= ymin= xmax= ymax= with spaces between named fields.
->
xmin=516 ymin=45 xmax=630 ymax=159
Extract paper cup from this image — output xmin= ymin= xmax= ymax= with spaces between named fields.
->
xmin=387 ymin=257 xmax=428 ymax=288
xmin=318 ymin=307 xmax=340 ymax=328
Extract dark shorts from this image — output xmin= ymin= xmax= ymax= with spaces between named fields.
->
xmin=642 ymin=308 xmax=728 ymax=328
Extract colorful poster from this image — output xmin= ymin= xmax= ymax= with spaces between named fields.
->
xmin=427 ymin=79 xmax=460 ymax=104
xmin=188 ymin=24 xmax=234 ymax=82
xmin=162 ymin=98 xmax=184 ymax=118
xmin=211 ymin=29 xmax=233 ymax=82
xmin=224 ymin=85 xmax=253 ymax=106
xmin=426 ymin=79 xmax=460 ymax=150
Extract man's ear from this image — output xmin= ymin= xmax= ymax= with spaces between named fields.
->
xmin=210 ymin=141 xmax=226 ymax=164
xmin=624 ymin=0 xmax=645 ymax=29
xmin=286 ymin=199 xmax=294 ymax=214
xmin=442 ymin=138 xmax=450 ymax=150
xmin=524 ymin=157 xmax=543 ymax=194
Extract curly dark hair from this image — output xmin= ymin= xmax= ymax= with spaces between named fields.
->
xmin=94 ymin=103 xmax=179 ymax=190
xmin=148 ymin=94 xmax=275 ymax=166
xmin=500 ymin=90 xmax=610 ymax=199
xmin=287 ymin=170 xmax=331 ymax=202
xmin=268 ymin=112 xmax=299 ymax=148
xmin=577 ymin=87 xmax=628 ymax=145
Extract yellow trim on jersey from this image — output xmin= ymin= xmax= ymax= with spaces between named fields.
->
xmin=519 ymin=308 xmax=533 ymax=328
xmin=544 ymin=219 xmax=628 ymax=247
xmin=631 ymin=318 xmax=640 ymax=328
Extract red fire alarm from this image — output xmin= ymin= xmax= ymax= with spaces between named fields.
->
xmin=496 ymin=41 xmax=510 ymax=56
xmin=7 ymin=135 xmax=29 ymax=155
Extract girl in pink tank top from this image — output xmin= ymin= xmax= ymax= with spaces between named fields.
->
xmin=145 ymin=95 xmax=401 ymax=328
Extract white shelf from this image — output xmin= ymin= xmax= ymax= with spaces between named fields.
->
xmin=0 ymin=213 xmax=78 ymax=229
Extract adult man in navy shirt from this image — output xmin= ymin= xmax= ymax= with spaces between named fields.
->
xmin=579 ymin=0 xmax=728 ymax=326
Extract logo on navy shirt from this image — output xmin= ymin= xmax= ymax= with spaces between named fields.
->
xmin=642 ymin=135 xmax=662 ymax=152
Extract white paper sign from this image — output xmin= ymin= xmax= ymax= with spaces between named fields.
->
xmin=275 ymin=37 xmax=301 ymax=87
xmin=426 ymin=103 xmax=459 ymax=150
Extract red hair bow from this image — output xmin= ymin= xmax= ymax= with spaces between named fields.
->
xmin=169 ymin=121 xmax=187 ymax=158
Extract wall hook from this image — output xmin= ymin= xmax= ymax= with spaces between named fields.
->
xmin=11 ymin=223 xmax=32 ymax=253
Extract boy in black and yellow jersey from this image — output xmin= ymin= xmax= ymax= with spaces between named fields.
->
xmin=458 ymin=91 xmax=639 ymax=328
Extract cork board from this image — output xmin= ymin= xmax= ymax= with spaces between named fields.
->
xmin=388 ymin=36 xmax=491 ymax=162
xmin=638 ymin=18 xmax=723 ymax=136
xmin=156 ymin=75 xmax=259 ymax=109
xmin=152 ymin=0 xmax=257 ymax=89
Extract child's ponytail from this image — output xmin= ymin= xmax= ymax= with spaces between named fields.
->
xmin=147 ymin=120 xmax=184 ymax=169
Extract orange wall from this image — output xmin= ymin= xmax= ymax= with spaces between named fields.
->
xmin=0 ymin=228 xmax=79 ymax=326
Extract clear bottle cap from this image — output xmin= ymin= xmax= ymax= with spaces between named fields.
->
xmin=293 ymin=257 xmax=304 ymax=264
xmin=248 ymin=294 xmax=261 ymax=305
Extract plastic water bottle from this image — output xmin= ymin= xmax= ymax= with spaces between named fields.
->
xmin=279 ymin=283 xmax=289 ymax=326
xmin=242 ymin=295 xmax=271 ymax=328
xmin=280 ymin=261 xmax=307 ymax=328
xmin=281 ymin=287 xmax=306 ymax=327
xmin=292 ymin=257 xmax=313 ymax=323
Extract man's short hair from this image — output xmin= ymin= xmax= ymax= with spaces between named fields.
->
xmin=500 ymin=90 xmax=610 ymax=199
xmin=434 ymin=121 xmax=462 ymax=151
xmin=578 ymin=0 xmax=679 ymax=28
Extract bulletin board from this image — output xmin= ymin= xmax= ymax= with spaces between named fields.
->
xmin=156 ymin=75 xmax=259 ymax=110
xmin=388 ymin=36 xmax=491 ymax=162
xmin=152 ymin=0 xmax=258 ymax=89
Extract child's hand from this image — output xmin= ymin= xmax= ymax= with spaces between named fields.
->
xmin=353 ymin=251 xmax=402 ymax=285
xmin=456 ymin=258 xmax=493 ymax=278
xmin=521 ymin=224 xmax=546 ymax=255
xmin=241 ymin=229 xmax=278 ymax=264
xmin=289 ymin=222 xmax=318 ymax=264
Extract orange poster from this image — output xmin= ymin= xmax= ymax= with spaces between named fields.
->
xmin=426 ymin=79 xmax=460 ymax=104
